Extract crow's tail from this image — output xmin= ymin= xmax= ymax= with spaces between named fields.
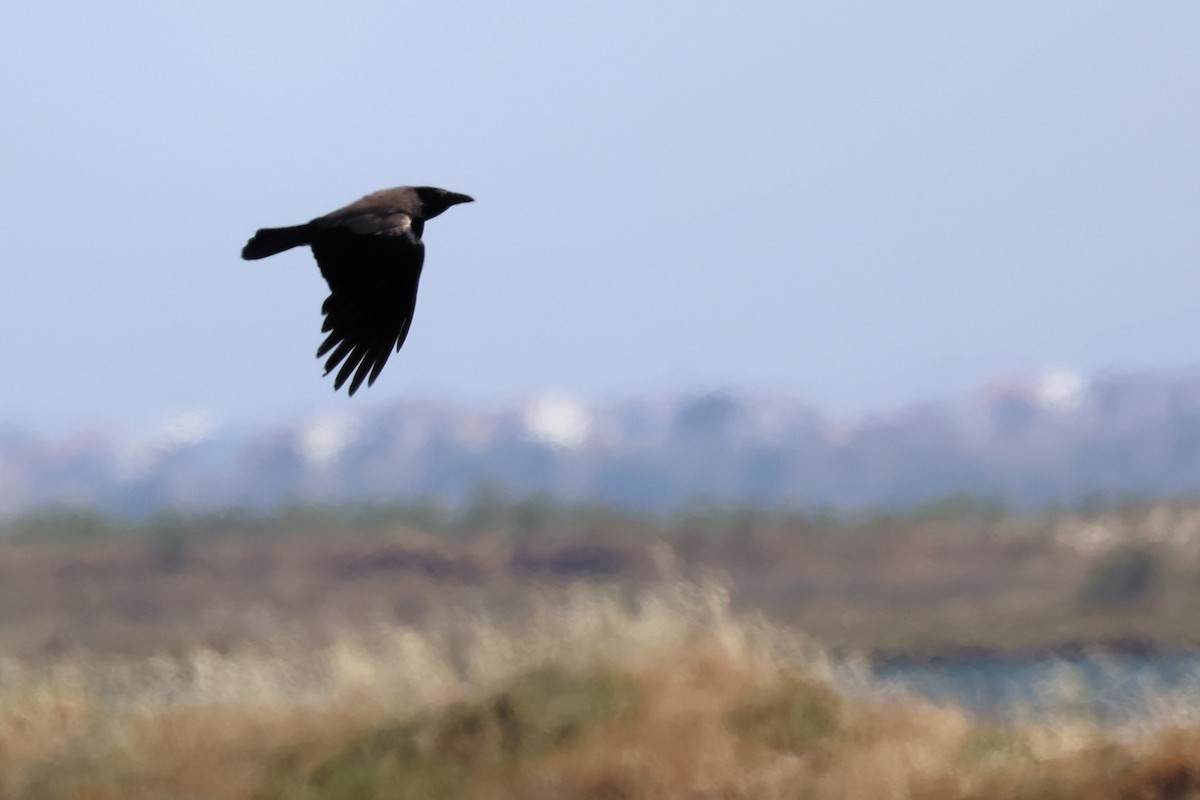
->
xmin=241 ymin=224 xmax=311 ymax=260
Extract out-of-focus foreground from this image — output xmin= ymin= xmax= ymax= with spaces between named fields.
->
xmin=4 ymin=580 xmax=1200 ymax=800
xmin=6 ymin=501 xmax=1200 ymax=798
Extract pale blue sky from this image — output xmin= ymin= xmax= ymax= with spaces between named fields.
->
xmin=3 ymin=2 xmax=1198 ymax=433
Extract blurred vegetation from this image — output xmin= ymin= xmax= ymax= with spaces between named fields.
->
xmin=266 ymin=668 xmax=641 ymax=800
xmin=1076 ymin=544 xmax=1166 ymax=611
xmin=4 ymin=493 xmax=1200 ymax=659
xmin=5 ymin=581 xmax=1200 ymax=800
xmin=7 ymin=508 xmax=116 ymax=544
xmin=727 ymin=673 xmax=844 ymax=754
xmin=1 ymin=494 xmax=648 ymax=545
xmin=0 ymin=491 xmax=1073 ymax=546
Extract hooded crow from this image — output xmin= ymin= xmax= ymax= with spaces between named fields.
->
xmin=242 ymin=186 xmax=473 ymax=394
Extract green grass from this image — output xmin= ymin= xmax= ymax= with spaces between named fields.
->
xmin=263 ymin=667 xmax=641 ymax=800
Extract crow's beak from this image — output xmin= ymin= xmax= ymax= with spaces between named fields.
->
xmin=447 ymin=192 xmax=474 ymax=206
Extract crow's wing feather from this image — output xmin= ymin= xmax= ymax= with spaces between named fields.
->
xmin=309 ymin=215 xmax=424 ymax=395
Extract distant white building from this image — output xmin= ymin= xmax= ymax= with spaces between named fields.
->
xmin=522 ymin=394 xmax=592 ymax=448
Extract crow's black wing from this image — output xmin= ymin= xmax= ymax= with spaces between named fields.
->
xmin=309 ymin=211 xmax=425 ymax=395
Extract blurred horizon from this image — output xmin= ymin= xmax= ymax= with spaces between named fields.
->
xmin=8 ymin=363 xmax=1200 ymax=520
xmin=3 ymin=360 xmax=1191 ymax=437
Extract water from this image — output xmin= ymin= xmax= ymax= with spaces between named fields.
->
xmin=867 ymin=652 xmax=1200 ymax=725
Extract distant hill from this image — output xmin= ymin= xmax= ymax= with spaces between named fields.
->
xmin=5 ymin=368 xmax=1200 ymax=518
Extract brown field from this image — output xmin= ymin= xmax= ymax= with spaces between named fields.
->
xmin=4 ymin=500 xmax=1200 ymax=798
xmin=3 ymin=499 xmax=1200 ymax=660
xmin=2 ymin=580 xmax=1200 ymax=800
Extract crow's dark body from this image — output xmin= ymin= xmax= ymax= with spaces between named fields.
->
xmin=242 ymin=186 xmax=472 ymax=395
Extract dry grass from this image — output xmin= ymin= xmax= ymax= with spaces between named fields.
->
xmin=1 ymin=580 xmax=1200 ymax=800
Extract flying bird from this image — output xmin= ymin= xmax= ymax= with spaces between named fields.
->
xmin=242 ymin=186 xmax=473 ymax=395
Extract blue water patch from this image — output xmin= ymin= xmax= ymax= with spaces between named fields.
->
xmin=866 ymin=653 xmax=1200 ymax=724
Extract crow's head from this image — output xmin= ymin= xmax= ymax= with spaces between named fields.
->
xmin=414 ymin=187 xmax=474 ymax=220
